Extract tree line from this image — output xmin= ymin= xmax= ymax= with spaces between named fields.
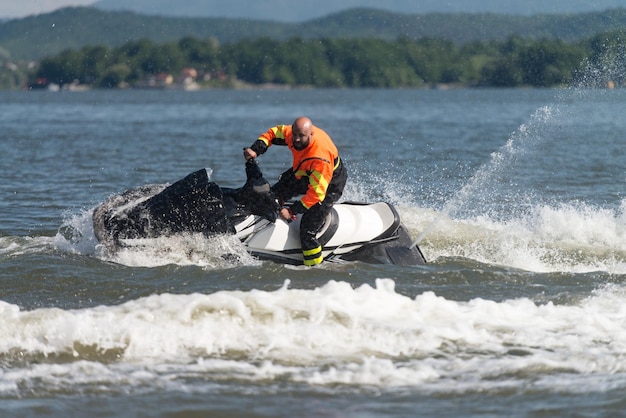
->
xmin=26 ymin=30 xmax=626 ymax=89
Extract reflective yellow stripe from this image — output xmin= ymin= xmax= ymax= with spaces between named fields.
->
xmin=304 ymin=257 xmax=323 ymax=266
xmin=295 ymin=169 xmax=328 ymax=204
xmin=309 ymin=170 xmax=328 ymax=202
xmin=272 ymin=125 xmax=287 ymax=139
xmin=303 ymin=246 xmax=323 ymax=266
xmin=258 ymin=125 xmax=288 ymax=145
xmin=334 ymin=156 xmax=340 ymax=170
xmin=303 ymin=246 xmax=321 ymax=256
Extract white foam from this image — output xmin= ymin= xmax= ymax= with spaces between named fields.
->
xmin=54 ymin=208 xmax=99 ymax=256
xmin=53 ymin=207 xmax=258 ymax=267
xmin=0 ymin=236 xmax=54 ymax=257
xmin=105 ymin=233 xmax=258 ymax=268
xmin=3 ymin=279 xmax=626 ymax=395
xmin=51 ymin=187 xmax=624 ymax=273
xmin=399 ymin=198 xmax=626 ymax=274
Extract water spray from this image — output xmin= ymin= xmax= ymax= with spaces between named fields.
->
xmin=409 ymin=105 xmax=557 ymax=249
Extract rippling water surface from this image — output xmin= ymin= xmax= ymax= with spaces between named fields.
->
xmin=0 ymin=87 xmax=624 ymax=417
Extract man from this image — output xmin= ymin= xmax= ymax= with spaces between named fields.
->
xmin=243 ymin=117 xmax=347 ymax=266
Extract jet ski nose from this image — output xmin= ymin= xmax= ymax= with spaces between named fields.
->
xmin=385 ymin=246 xmax=427 ymax=266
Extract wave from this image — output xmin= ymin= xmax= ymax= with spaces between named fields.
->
xmin=42 ymin=96 xmax=622 ymax=273
xmin=35 ymin=193 xmax=623 ymax=274
xmin=50 ymin=206 xmax=258 ymax=268
xmin=2 ymin=279 xmax=626 ymax=396
xmin=0 ymin=235 xmax=54 ymax=258
xmin=399 ymin=198 xmax=626 ymax=274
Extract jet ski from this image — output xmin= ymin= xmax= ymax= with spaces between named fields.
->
xmin=92 ymin=160 xmax=426 ymax=266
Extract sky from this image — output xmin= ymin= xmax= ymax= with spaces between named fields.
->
xmin=0 ymin=0 xmax=96 ymax=18
xmin=2 ymin=0 xmax=626 ymax=20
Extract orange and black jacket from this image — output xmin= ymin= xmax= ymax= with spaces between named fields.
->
xmin=250 ymin=124 xmax=341 ymax=214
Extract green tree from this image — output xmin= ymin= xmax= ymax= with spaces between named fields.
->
xmin=36 ymin=48 xmax=83 ymax=86
xmin=518 ymin=40 xmax=584 ymax=86
xmin=223 ymin=38 xmax=281 ymax=84
xmin=139 ymin=42 xmax=184 ymax=75
xmin=480 ymin=57 xmax=523 ymax=86
xmin=27 ymin=32 xmax=600 ymax=89
xmin=99 ymin=63 xmax=131 ymax=88
xmin=178 ymin=36 xmax=221 ymax=76
xmin=81 ymin=45 xmax=110 ymax=84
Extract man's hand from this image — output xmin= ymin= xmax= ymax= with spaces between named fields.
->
xmin=279 ymin=207 xmax=297 ymax=222
xmin=243 ymin=147 xmax=257 ymax=160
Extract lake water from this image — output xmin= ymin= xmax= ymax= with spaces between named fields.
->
xmin=0 ymin=86 xmax=625 ymax=417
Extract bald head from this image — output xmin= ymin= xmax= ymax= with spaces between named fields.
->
xmin=292 ymin=116 xmax=314 ymax=151
xmin=293 ymin=117 xmax=312 ymax=131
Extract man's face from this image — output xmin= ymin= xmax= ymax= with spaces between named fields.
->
xmin=292 ymin=124 xmax=312 ymax=151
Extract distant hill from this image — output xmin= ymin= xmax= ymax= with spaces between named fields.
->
xmin=92 ymin=0 xmax=626 ymax=21
xmin=2 ymin=6 xmax=626 ymax=61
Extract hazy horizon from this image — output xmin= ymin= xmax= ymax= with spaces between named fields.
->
xmin=2 ymin=0 xmax=626 ymax=20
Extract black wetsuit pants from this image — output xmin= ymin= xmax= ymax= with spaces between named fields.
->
xmin=272 ymin=159 xmax=347 ymax=265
